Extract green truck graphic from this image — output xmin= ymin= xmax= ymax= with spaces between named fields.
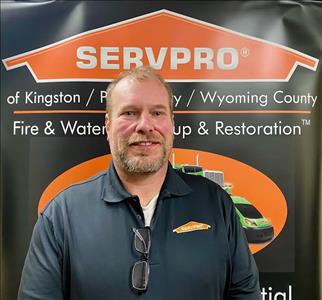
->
xmin=172 ymin=153 xmax=274 ymax=244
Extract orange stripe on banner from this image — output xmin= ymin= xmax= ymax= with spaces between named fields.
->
xmin=14 ymin=110 xmax=107 ymax=114
xmin=13 ymin=110 xmax=311 ymax=115
xmin=174 ymin=110 xmax=311 ymax=114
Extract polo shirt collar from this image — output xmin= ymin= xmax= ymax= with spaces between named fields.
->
xmin=102 ymin=162 xmax=132 ymax=203
xmin=102 ymin=161 xmax=192 ymax=203
xmin=161 ymin=163 xmax=192 ymax=197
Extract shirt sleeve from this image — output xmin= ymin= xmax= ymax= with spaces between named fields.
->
xmin=17 ymin=212 xmax=64 ymax=300
xmin=224 ymin=193 xmax=261 ymax=300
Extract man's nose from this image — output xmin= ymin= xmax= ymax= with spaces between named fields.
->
xmin=135 ymin=113 xmax=154 ymax=133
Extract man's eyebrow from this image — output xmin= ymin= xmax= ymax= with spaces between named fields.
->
xmin=151 ymin=104 xmax=168 ymax=110
xmin=119 ymin=104 xmax=168 ymax=110
xmin=118 ymin=105 xmax=137 ymax=111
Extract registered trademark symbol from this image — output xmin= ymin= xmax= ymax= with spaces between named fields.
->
xmin=301 ymin=119 xmax=311 ymax=126
xmin=240 ymin=48 xmax=250 ymax=57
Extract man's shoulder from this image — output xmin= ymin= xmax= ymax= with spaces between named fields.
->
xmin=62 ymin=170 xmax=107 ymax=195
xmin=174 ymin=168 xmax=221 ymax=190
xmin=173 ymin=168 xmax=234 ymax=207
xmin=41 ymin=169 xmax=108 ymax=215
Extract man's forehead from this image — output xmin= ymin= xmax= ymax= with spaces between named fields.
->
xmin=111 ymin=77 xmax=168 ymax=105
xmin=107 ymin=75 xmax=172 ymax=116
xmin=112 ymin=76 xmax=164 ymax=93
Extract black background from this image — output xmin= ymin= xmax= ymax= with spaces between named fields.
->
xmin=1 ymin=1 xmax=321 ymax=299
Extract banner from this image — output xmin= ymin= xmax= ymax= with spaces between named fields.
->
xmin=1 ymin=1 xmax=321 ymax=299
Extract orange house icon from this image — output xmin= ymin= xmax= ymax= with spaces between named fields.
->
xmin=3 ymin=9 xmax=318 ymax=82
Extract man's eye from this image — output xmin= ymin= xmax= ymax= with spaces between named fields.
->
xmin=152 ymin=111 xmax=163 ymax=116
xmin=123 ymin=111 xmax=136 ymax=116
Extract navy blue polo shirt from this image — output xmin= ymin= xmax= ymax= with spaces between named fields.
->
xmin=18 ymin=163 xmax=260 ymax=300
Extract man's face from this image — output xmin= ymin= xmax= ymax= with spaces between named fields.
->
xmin=105 ymin=77 xmax=173 ymax=174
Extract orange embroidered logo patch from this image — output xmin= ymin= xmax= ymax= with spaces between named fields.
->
xmin=173 ymin=221 xmax=211 ymax=234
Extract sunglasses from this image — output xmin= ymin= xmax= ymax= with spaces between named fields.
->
xmin=131 ymin=227 xmax=151 ymax=292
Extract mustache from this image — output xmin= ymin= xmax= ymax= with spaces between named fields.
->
xmin=127 ymin=134 xmax=163 ymax=145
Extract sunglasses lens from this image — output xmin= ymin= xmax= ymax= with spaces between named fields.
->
xmin=132 ymin=260 xmax=149 ymax=291
xmin=134 ymin=228 xmax=151 ymax=254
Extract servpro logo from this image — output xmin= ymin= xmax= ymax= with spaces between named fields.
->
xmin=76 ymin=47 xmax=239 ymax=71
xmin=173 ymin=221 xmax=212 ymax=234
xmin=2 ymin=10 xmax=319 ymax=82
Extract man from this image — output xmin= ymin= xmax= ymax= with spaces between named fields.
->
xmin=18 ymin=66 xmax=260 ymax=299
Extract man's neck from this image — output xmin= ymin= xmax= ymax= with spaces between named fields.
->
xmin=114 ymin=163 xmax=168 ymax=207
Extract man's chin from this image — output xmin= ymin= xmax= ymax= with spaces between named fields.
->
xmin=122 ymin=156 xmax=166 ymax=174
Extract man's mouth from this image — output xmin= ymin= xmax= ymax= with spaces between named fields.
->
xmin=130 ymin=141 xmax=160 ymax=146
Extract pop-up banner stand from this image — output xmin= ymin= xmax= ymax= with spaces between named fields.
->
xmin=1 ymin=1 xmax=321 ymax=299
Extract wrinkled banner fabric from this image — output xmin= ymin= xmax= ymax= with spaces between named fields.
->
xmin=1 ymin=1 xmax=321 ymax=299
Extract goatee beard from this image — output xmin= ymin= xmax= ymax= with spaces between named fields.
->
xmin=113 ymin=133 xmax=172 ymax=174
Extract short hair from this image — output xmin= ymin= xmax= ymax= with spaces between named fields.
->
xmin=105 ymin=66 xmax=173 ymax=114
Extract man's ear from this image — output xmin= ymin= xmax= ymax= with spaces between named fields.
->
xmin=105 ymin=113 xmax=110 ymax=132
